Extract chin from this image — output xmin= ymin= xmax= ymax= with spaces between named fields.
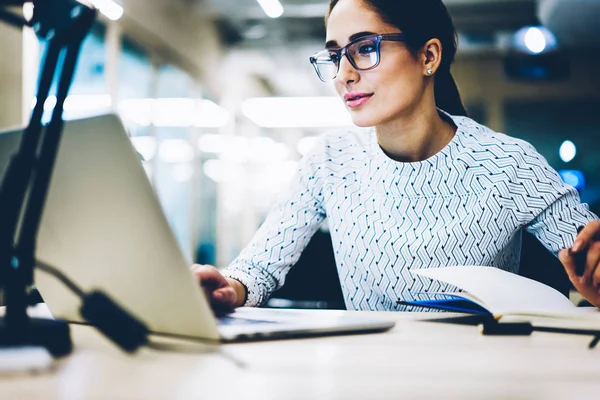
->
xmin=350 ymin=116 xmax=378 ymax=128
xmin=352 ymin=118 xmax=377 ymax=128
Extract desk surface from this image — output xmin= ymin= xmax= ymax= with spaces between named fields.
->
xmin=1 ymin=308 xmax=599 ymax=400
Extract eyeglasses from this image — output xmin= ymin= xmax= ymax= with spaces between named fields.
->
xmin=309 ymin=33 xmax=409 ymax=82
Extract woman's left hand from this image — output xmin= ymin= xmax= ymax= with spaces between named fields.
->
xmin=558 ymin=220 xmax=600 ymax=308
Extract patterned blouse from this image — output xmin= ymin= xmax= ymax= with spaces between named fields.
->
xmin=222 ymin=113 xmax=598 ymax=310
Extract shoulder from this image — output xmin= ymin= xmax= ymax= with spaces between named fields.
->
xmin=303 ymin=126 xmax=373 ymax=163
xmin=295 ymin=126 xmax=370 ymax=179
xmin=451 ymin=115 xmax=544 ymax=163
xmin=449 ymin=115 xmax=565 ymax=189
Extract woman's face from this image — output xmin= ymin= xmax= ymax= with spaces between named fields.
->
xmin=326 ymin=0 xmax=426 ymax=127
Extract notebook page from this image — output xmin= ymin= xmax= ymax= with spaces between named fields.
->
xmin=413 ymin=266 xmax=576 ymax=316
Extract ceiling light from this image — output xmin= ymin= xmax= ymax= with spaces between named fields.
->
xmin=257 ymin=0 xmax=284 ymax=18
xmin=194 ymin=100 xmax=231 ymax=128
xmin=197 ymin=134 xmax=225 ymax=154
xmin=513 ymin=26 xmax=557 ymax=54
xmin=117 ymin=98 xmax=230 ymax=128
xmin=558 ymin=170 xmax=585 ymax=191
xmin=243 ymin=24 xmax=268 ymax=40
xmin=559 ymin=140 xmax=576 ymax=163
xmin=22 ymin=2 xmax=34 ymax=21
xmin=158 ymin=139 xmax=194 ymax=163
xmin=524 ymin=27 xmax=546 ymax=54
xmin=79 ymin=0 xmax=124 ymax=21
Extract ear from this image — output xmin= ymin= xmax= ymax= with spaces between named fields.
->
xmin=421 ymin=38 xmax=443 ymax=76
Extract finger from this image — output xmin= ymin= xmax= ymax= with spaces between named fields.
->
xmin=191 ymin=264 xmax=216 ymax=274
xmin=190 ymin=264 xmax=205 ymax=283
xmin=592 ymin=258 xmax=600 ymax=289
xmin=558 ymin=248 xmax=578 ymax=282
xmin=583 ymin=241 xmax=600 ymax=283
xmin=191 ymin=266 xmax=216 ymax=286
xmin=191 ymin=264 xmax=212 ymax=277
xmin=559 ymin=248 xmax=591 ymax=294
xmin=212 ymin=287 xmax=237 ymax=306
xmin=561 ymin=243 xmax=600 ymax=307
xmin=572 ymin=220 xmax=600 ymax=252
xmin=191 ymin=264 xmax=226 ymax=287
xmin=588 ymin=260 xmax=600 ymax=307
xmin=211 ymin=288 xmax=237 ymax=312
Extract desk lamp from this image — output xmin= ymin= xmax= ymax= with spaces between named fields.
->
xmin=0 ymin=0 xmax=148 ymax=357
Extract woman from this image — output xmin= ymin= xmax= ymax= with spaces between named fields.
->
xmin=194 ymin=0 xmax=600 ymax=311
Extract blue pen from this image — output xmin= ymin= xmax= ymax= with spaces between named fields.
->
xmin=574 ymin=225 xmax=587 ymax=276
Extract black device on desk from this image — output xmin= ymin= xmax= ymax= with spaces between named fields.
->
xmin=480 ymin=320 xmax=600 ymax=349
xmin=0 ymin=0 xmax=148 ymax=358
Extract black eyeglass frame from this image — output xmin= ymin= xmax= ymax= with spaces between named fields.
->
xmin=309 ymin=33 xmax=409 ymax=82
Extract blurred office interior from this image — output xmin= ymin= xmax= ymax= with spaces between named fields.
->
xmin=0 ymin=0 xmax=599 ymax=308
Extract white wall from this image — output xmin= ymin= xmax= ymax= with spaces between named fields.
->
xmin=0 ymin=24 xmax=22 ymax=129
xmin=120 ymin=0 xmax=223 ymax=98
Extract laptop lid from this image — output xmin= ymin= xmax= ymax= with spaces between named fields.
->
xmin=0 ymin=113 xmax=396 ymax=342
xmin=0 ymin=114 xmax=220 ymax=340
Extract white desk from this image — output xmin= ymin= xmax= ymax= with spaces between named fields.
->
xmin=0 ymin=308 xmax=599 ymax=399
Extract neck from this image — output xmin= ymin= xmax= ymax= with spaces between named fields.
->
xmin=375 ymin=102 xmax=456 ymax=163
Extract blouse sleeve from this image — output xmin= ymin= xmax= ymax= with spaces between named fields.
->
xmin=221 ymin=137 xmax=328 ymax=306
xmin=519 ymin=142 xmax=599 ymax=256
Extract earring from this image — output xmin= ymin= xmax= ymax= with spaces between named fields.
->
xmin=427 ymin=68 xmax=433 ymax=75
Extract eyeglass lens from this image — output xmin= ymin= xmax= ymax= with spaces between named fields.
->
xmin=314 ymin=37 xmax=379 ymax=81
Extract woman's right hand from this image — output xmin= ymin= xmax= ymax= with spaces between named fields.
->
xmin=191 ymin=264 xmax=246 ymax=311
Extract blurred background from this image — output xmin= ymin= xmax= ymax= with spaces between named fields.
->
xmin=0 ymin=0 xmax=599 ymax=308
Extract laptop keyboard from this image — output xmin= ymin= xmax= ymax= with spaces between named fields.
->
xmin=217 ymin=316 xmax=276 ymax=326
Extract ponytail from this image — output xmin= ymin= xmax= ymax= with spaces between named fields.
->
xmin=434 ymin=69 xmax=467 ymax=117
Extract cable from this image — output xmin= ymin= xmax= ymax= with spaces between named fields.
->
xmin=35 ymin=259 xmax=149 ymax=353
xmin=35 ymin=260 xmax=84 ymax=298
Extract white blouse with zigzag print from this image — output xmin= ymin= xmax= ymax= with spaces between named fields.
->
xmin=222 ymin=114 xmax=598 ymax=310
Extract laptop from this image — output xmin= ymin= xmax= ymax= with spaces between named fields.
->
xmin=0 ymin=113 xmax=394 ymax=342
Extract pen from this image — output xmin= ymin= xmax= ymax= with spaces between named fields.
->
xmin=574 ymin=225 xmax=587 ymax=276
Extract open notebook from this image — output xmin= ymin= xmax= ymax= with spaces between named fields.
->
xmin=398 ymin=266 xmax=600 ymax=320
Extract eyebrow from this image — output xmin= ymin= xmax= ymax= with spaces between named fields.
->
xmin=325 ymin=31 xmax=377 ymax=49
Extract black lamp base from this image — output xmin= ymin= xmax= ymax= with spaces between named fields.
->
xmin=0 ymin=317 xmax=72 ymax=357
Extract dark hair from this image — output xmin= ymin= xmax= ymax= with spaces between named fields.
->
xmin=327 ymin=0 xmax=467 ymax=117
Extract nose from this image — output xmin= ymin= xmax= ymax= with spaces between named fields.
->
xmin=335 ymin=53 xmax=359 ymax=85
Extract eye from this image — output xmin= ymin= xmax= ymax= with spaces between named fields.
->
xmin=357 ymin=42 xmax=376 ymax=54
xmin=328 ymin=52 xmax=342 ymax=64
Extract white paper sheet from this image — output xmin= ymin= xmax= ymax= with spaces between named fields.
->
xmin=413 ymin=266 xmax=579 ymax=317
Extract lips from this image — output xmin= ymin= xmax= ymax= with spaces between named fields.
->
xmin=344 ymin=92 xmax=374 ymax=108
